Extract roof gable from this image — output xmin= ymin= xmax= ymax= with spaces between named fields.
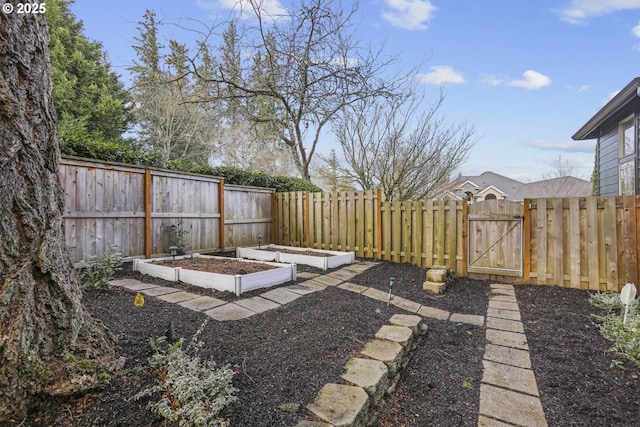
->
xmin=573 ymin=77 xmax=640 ymax=140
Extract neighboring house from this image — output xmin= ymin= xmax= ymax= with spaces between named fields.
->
xmin=439 ymin=171 xmax=591 ymax=203
xmin=573 ymin=77 xmax=640 ymax=196
xmin=448 ymin=171 xmax=524 ymax=203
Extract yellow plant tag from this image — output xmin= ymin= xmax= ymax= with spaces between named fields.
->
xmin=134 ymin=292 xmax=145 ymax=307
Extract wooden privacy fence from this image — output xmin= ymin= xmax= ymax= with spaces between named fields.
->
xmin=273 ymin=190 xmax=466 ymax=273
xmin=525 ymin=196 xmax=640 ymax=292
xmin=59 ymin=157 xmax=273 ymax=263
xmin=275 ymin=191 xmax=640 ymax=292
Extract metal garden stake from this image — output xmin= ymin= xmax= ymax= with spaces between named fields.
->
xmin=387 ymin=277 xmax=395 ymax=306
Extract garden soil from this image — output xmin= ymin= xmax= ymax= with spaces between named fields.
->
xmin=19 ymin=259 xmax=640 ymax=427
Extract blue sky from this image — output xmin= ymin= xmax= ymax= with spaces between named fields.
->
xmin=69 ymin=0 xmax=640 ymax=182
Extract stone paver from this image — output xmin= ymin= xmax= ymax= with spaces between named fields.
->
xmin=307 ymin=384 xmax=369 ymax=427
xmin=156 ymin=291 xmax=200 ymax=303
xmin=487 ymin=307 xmax=521 ymax=321
xmin=109 ymin=279 xmax=158 ymax=291
xmin=364 ymin=287 xmax=392 ymax=303
xmin=486 ymin=329 xmax=529 ymax=350
xmin=260 ymin=288 xmax=301 ymax=304
xmin=313 ymin=275 xmax=344 ymax=286
xmin=482 ymin=360 xmax=539 ymax=396
xmin=489 ymin=294 xmax=517 ymax=303
xmin=327 ymin=270 xmax=358 ymax=281
xmin=204 ymin=303 xmax=256 ymax=321
xmin=479 ymin=384 xmax=547 ymax=427
xmin=478 ymin=415 xmax=515 ymax=427
xmin=390 ymin=296 xmax=421 ymax=313
xmin=301 ymin=279 xmax=329 ymax=290
xmin=235 ymin=296 xmax=281 ymax=313
xmin=296 ymin=271 xmax=320 ymax=279
xmin=449 ymin=313 xmax=485 ymax=326
xmin=488 ymin=300 xmax=520 ymax=311
xmin=417 ymin=305 xmax=450 ymax=320
xmin=286 ymin=284 xmax=320 ymax=295
xmin=486 ymin=316 xmax=525 ymax=333
xmin=140 ymin=286 xmax=181 ymax=297
xmin=178 ymin=296 xmax=227 ymax=311
xmin=389 ymin=314 xmax=422 ymax=334
xmin=489 ymin=287 xmax=516 ymax=297
xmin=338 ymin=282 xmax=369 ymax=294
xmin=360 ymin=339 xmax=404 ymax=375
xmin=483 ymin=344 xmax=532 ymax=369
xmin=340 ymin=358 xmax=388 ymax=404
xmin=375 ymin=325 xmax=414 ymax=354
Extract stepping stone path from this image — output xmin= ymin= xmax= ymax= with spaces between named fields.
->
xmin=109 ymin=264 xmax=548 ymax=426
xmin=478 ymin=284 xmax=547 ymax=427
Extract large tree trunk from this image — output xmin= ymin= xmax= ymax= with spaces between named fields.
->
xmin=0 ymin=9 xmax=115 ymax=422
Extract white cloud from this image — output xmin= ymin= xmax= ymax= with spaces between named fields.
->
xmin=480 ymin=74 xmax=504 ymax=86
xmin=381 ymin=0 xmax=438 ymax=30
xmin=556 ymin=0 xmax=640 ymax=24
xmin=633 ymin=21 xmax=640 ymax=37
xmin=199 ymin=0 xmax=288 ymax=21
xmin=506 ymin=70 xmax=551 ymax=90
xmin=416 ymin=66 xmax=465 ymax=85
xmin=528 ymin=139 xmax=596 ymax=153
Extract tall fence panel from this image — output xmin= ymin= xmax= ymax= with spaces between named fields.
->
xmin=60 ymin=158 xmax=147 ymax=263
xmin=224 ymin=185 xmax=273 ymax=249
xmin=273 ymin=191 xmax=465 ymax=274
xmin=150 ymin=169 xmax=222 ymax=256
xmin=525 ymin=196 xmax=640 ymax=292
xmin=59 ymin=158 xmax=273 ymax=263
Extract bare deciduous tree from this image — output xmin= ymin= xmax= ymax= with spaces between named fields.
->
xmin=194 ymin=0 xmax=404 ymax=180
xmin=541 ymin=154 xmax=576 ymax=179
xmin=334 ymin=88 xmax=477 ymax=201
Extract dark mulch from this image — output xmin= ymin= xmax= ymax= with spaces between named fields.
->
xmin=20 ymin=260 xmax=640 ymax=427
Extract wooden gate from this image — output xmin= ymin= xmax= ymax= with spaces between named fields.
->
xmin=467 ymin=200 xmax=523 ymax=277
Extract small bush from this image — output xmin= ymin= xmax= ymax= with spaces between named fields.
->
xmin=135 ymin=321 xmax=238 ymax=427
xmin=82 ymin=243 xmax=123 ymax=290
xmin=590 ymin=291 xmax=640 ymax=366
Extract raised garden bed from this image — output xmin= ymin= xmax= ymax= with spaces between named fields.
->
xmin=237 ymin=244 xmax=355 ymax=270
xmin=132 ymin=254 xmax=296 ymax=296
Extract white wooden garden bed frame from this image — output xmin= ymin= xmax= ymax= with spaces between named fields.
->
xmin=132 ymin=254 xmax=296 ymax=296
xmin=236 ymin=244 xmax=355 ymax=270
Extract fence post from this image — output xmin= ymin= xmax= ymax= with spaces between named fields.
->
xmin=271 ymin=192 xmax=277 ymax=245
xmin=219 ymin=179 xmax=225 ymax=252
xmin=460 ymin=200 xmax=468 ymax=277
xmin=144 ymin=169 xmax=152 ymax=259
xmin=304 ymin=191 xmax=310 ymax=248
xmin=523 ymin=198 xmax=531 ymax=282
xmin=376 ymin=189 xmax=383 ymax=259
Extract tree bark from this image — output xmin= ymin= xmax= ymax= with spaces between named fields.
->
xmin=0 ymin=10 xmax=115 ymax=422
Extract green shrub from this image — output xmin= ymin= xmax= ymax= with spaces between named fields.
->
xmin=82 ymin=243 xmax=123 ymax=290
xmin=60 ymin=138 xmax=166 ymax=168
xmin=61 ymin=139 xmax=322 ymax=193
xmin=136 ymin=321 xmax=238 ymax=427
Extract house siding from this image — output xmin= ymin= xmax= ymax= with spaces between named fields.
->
xmin=598 ymin=127 xmax=619 ymax=196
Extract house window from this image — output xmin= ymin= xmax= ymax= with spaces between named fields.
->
xmin=484 ymin=193 xmax=497 ymax=200
xmin=620 ymin=115 xmax=635 ymax=157
xmin=620 ymin=160 xmax=635 ymax=196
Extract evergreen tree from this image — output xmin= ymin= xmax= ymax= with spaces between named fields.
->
xmin=129 ymin=10 xmax=215 ymax=163
xmin=46 ymin=0 xmax=129 ymax=142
